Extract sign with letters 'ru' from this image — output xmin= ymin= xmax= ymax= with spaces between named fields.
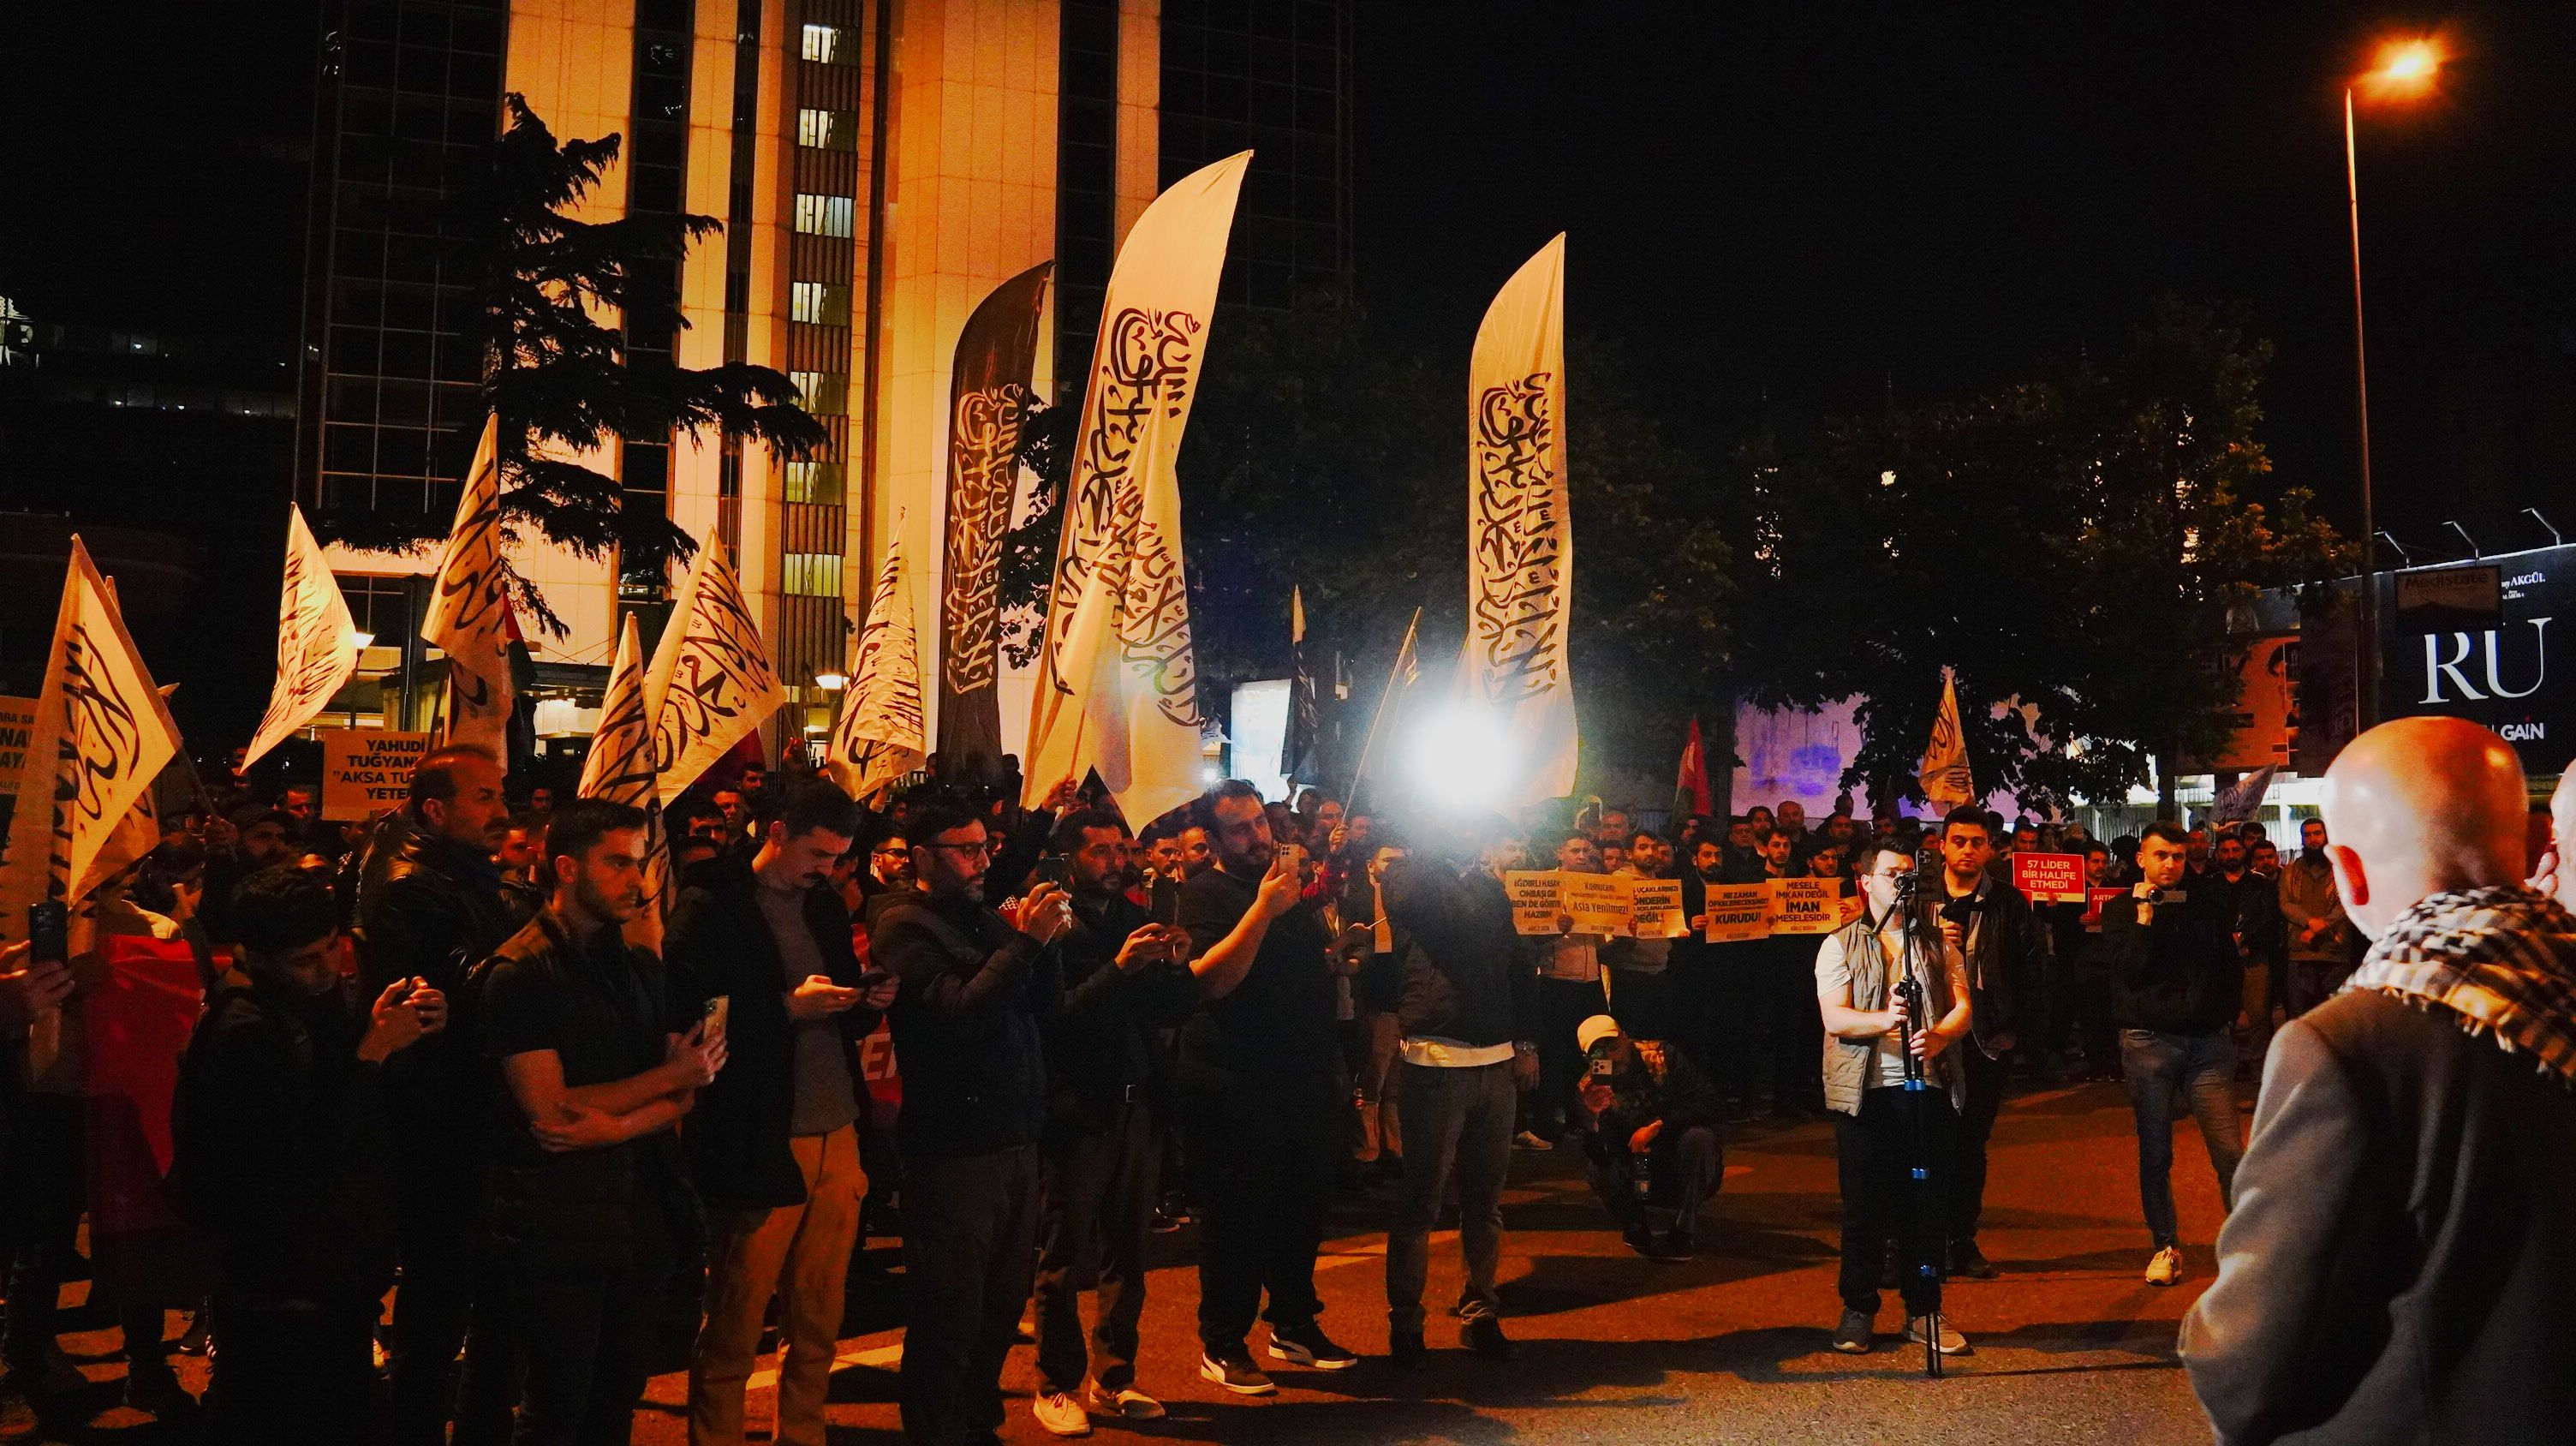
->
xmin=2386 ymin=546 xmax=2570 ymax=773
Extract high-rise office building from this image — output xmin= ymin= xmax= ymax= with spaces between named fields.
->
xmin=296 ymin=0 xmax=1349 ymax=756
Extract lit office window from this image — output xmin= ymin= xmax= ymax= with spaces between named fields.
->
xmin=790 ymin=281 xmax=851 ymax=326
xmin=781 ymin=553 xmax=843 ymax=597
xmin=788 ymin=370 xmax=848 ymax=415
xmin=800 ymin=23 xmax=844 ymax=63
xmin=784 ymin=460 xmax=844 ymax=505
xmin=792 ymin=193 xmax=856 ymax=238
xmin=796 ymin=107 xmax=859 ymax=152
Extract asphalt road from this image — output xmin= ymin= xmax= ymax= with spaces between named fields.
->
xmin=11 ymin=1074 xmax=2243 ymax=1445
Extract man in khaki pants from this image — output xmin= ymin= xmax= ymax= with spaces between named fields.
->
xmin=666 ymin=776 xmax=896 ymax=1444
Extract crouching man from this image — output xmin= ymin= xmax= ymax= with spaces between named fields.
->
xmin=1572 ymin=1015 xmax=1724 ymax=1261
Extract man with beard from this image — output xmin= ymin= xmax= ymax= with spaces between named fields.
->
xmin=670 ymin=776 xmax=896 ymax=1446
xmin=1028 ymin=811 xmax=1195 ymax=1434
xmin=871 ymin=804 xmax=1072 ymax=1445
xmin=170 ymin=867 xmax=448 ymax=1443
xmin=356 ymin=744 xmax=534 ymax=1446
xmin=1929 ymin=808 xmax=2043 ymax=1281
xmin=2279 ymin=817 xmax=2359 ymax=1016
xmin=458 ymin=800 xmax=725 ymax=1443
xmin=1177 ymin=825 xmax=1215 ymax=881
xmin=1177 ymin=782 xmax=1354 ymax=1393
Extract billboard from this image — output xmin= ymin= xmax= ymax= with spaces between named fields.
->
xmin=2382 ymin=546 xmax=2570 ymax=773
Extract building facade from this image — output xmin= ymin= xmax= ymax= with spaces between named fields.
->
xmin=296 ymin=0 xmax=1350 ymax=757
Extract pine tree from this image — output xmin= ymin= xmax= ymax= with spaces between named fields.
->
xmin=323 ymin=94 xmax=826 ymax=633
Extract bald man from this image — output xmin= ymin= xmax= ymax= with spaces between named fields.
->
xmin=2531 ymin=765 xmax=2576 ymax=913
xmin=2181 ymin=719 xmax=2576 ymax=1444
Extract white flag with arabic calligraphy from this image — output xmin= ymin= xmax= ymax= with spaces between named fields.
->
xmin=831 ymin=517 xmax=927 ymax=801
xmin=1024 ymin=151 xmax=1249 ymax=827
xmin=581 ymin=612 xmax=671 ymax=943
xmin=646 ymin=536 xmax=784 ymax=804
xmin=1459 ymin=234 xmax=1576 ymax=808
xmin=0 ymin=537 xmax=187 ymax=945
xmin=1918 ymin=666 xmax=1977 ymax=812
xmin=241 ymin=505 xmax=362 ymax=772
xmin=420 ymin=417 xmax=514 ymax=755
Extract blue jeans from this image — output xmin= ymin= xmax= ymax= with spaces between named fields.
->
xmin=2119 ymin=1028 xmax=2244 ymax=1248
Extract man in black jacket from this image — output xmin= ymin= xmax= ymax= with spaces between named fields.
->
xmin=871 ymin=803 xmax=1070 ymax=1446
xmin=2096 ymin=819 xmax=2243 ymax=1288
xmin=354 ymin=743 xmax=533 ymax=1446
xmin=1930 ymin=807 xmax=2046 ymax=1279
xmin=170 ymin=866 xmax=447 ymax=1443
xmin=1379 ymin=822 xmax=1541 ymax=1366
xmin=668 ymin=775 xmax=893 ymax=1446
xmin=1027 ymin=810 xmax=1194 ymax=1434
xmin=2184 ymin=720 xmax=2576 ymax=1444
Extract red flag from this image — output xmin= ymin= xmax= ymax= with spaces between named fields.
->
xmin=1673 ymin=716 xmax=1714 ymax=818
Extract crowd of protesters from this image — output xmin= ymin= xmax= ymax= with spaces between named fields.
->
xmin=1 ymin=725 xmax=2567 ymax=1444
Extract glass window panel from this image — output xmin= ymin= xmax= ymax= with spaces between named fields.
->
xmin=800 ymin=23 xmax=844 ymax=63
xmin=792 ymin=194 xmax=856 ymax=237
xmin=796 ymin=108 xmax=859 ymax=151
xmin=780 ymin=553 xmax=842 ymax=597
xmin=790 ymin=281 xmax=852 ymax=326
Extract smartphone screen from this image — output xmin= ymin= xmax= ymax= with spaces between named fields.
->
xmin=27 ymin=901 xmax=69 ymax=966
xmin=703 ymin=995 xmax=730 ymax=1036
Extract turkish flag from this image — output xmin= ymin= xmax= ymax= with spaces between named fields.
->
xmin=1673 ymin=715 xmax=1714 ymax=819
xmin=83 ymin=935 xmax=202 ymax=1236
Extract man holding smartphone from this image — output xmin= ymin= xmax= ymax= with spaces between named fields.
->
xmin=1028 ymin=810 xmax=1196 ymax=1435
xmin=872 ymin=803 xmax=1072 ymax=1446
xmin=1177 ymin=781 xmax=1355 ymax=1395
xmin=666 ymin=775 xmax=894 ymax=1446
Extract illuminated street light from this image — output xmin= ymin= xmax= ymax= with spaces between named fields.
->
xmin=2342 ymin=31 xmax=2444 ymax=726
xmin=814 ymin=671 xmax=849 ymax=691
xmin=2363 ymin=37 xmax=2442 ymax=94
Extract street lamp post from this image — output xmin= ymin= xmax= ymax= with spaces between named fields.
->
xmin=2343 ymin=35 xmax=2441 ymax=730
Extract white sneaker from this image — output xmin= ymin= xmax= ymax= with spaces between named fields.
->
xmin=2145 ymin=1246 xmax=2184 ymax=1286
xmin=1083 ymin=1380 xmax=1165 ymax=1419
xmin=1905 ymin=1314 xmax=1971 ymax=1356
xmin=1032 ymin=1390 xmax=1093 ymax=1437
xmin=1512 ymin=1129 xmax=1554 ymax=1151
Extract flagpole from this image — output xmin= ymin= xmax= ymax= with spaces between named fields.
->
xmin=1346 ymin=606 xmax=1422 ymax=810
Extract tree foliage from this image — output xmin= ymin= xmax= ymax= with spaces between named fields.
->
xmin=1733 ymin=296 xmax=2351 ymax=812
xmin=316 ymin=95 xmax=825 ymax=633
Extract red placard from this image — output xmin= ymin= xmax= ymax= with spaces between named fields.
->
xmin=2081 ymin=887 xmax=2126 ymax=932
xmin=2012 ymin=851 xmax=2088 ymax=905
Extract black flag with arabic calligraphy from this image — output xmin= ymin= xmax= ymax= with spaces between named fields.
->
xmin=937 ymin=262 xmax=1050 ymax=786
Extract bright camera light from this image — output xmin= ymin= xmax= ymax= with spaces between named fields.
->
xmin=1404 ymin=704 xmax=1519 ymax=814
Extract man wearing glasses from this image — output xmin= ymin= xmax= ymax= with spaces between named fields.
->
xmin=870 ymin=804 xmax=1074 ymax=1446
xmin=1816 ymin=841 xmax=1973 ymax=1357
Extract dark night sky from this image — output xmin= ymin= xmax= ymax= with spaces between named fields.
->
xmin=5 ymin=1 xmax=2572 ymax=544
xmin=1351 ymin=1 xmax=2576 ymax=552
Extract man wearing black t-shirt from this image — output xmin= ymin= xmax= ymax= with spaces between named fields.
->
xmin=1176 ymin=781 xmax=1357 ymax=1395
xmin=455 ymin=800 xmax=726 ymax=1446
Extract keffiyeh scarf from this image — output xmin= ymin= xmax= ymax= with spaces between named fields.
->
xmin=2342 ymin=885 xmax=2576 ymax=1086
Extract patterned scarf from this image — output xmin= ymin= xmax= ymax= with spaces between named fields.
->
xmin=2341 ymin=885 xmax=2576 ymax=1086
